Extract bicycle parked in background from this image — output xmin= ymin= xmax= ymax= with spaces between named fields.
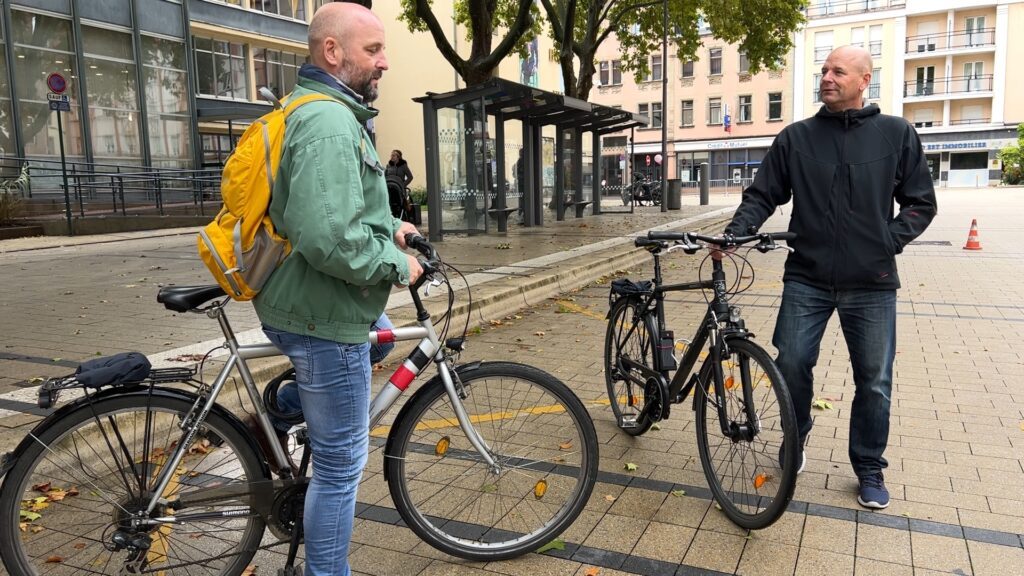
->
xmin=0 ymin=236 xmax=599 ymax=575
xmin=604 ymin=230 xmax=799 ymax=529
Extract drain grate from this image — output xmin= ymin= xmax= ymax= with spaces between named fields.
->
xmin=909 ymin=240 xmax=952 ymax=246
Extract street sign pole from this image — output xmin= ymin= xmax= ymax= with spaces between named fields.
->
xmin=56 ymin=108 xmax=72 ymax=236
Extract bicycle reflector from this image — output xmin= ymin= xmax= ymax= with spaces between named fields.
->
xmin=435 ymin=436 xmax=450 ymax=457
xmin=534 ymin=479 xmax=548 ymax=499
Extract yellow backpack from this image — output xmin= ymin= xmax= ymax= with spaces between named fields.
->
xmin=198 ymin=92 xmax=333 ymax=300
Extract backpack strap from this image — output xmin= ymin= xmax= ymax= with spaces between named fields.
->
xmin=282 ymin=93 xmax=335 ymax=119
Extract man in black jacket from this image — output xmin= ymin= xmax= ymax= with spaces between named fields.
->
xmin=721 ymin=46 xmax=936 ymax=509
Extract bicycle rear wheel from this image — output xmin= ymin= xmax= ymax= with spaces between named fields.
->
xmin=0 ymin=391 xmax=266 ymax=576
xmin=385 ymin=362 xmax=598 ymax=561
xmin=694 ymin=337 xmax=798 ymax=529
xmin=604 ymin=296 xmax=657 ymax=435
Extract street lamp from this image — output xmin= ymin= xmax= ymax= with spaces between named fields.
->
xmin=660 ymin=0 xmax=668 ymax=212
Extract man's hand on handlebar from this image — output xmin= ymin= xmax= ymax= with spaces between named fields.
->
xmin=402 ymin=254 xmax=424 ymax=287
xmin=395 ymin=221 xmax=420 ymax=249
xmin=709 ymin=244 xmax=737 ymax=261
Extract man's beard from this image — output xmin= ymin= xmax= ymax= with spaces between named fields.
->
xmin=340 ymin=61 xmax=380 ymax=103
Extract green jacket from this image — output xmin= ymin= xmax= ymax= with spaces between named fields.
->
xmin=254 ymin=76 xmax=409 ymax=344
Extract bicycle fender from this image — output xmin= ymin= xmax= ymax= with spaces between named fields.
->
xmin=381 ymin=361 xmax=483 ymax=484
xmin=0 ymin=386 xmax=270 ymax=481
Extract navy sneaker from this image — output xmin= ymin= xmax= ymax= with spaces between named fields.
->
xmin=858 ymin=473 xmax=890 ymax=509
xmin=779 ymin=442 xmax=806 ymax=475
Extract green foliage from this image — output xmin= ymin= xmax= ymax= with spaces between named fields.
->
xmin=542 ymin=0 xmax=807 ymax=99
xmin=408 ymin=186 xmax=428 ymax=206
xmin=998 ymin=123 xmax=1024 ymax=185
xmin=0 ymin=192 xmax=24 ymax=226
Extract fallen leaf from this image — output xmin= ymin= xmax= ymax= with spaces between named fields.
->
xmin=480 ymin=484 xmax=498 ymax=493
xmin=66 ymin=487 xmax=79 ymax=497
xmin=31 ymin=482 xmax=51 ymax=493
xmin=714 ymin=502 xmax=723 ymax=511
xmin=536 ymin=538 xmax=566 ymax=553
xmin=534 ymin=331 xmax=545 ymax=337
xmin=29 ymin=525 xmax=43 ymax=533
xmin=584 ymin=568 xmax=600 ymax=576
xmin=19 ymin=510 xmax=40 ymax=522
xmin=1019 ymin=422 xmax=1024 ymax=432
xmin=28 ymin=377 xmax=44 ymax=384
xmin=19 ymin=522 xmax=28 ymax=532
xmin=558 ymin=440 xmax=573 ymax=451
xmin=604 ymin=494 xmax=617 ymax=503
xmin=624 ymin=462 xmax=638 ymax=472
xmin=670 ymin=489 xmax=686 ymax=497
xmin=650 ymin=423 xmax=661 ymax=431
xmin=811 ymin=399 xmax=833 ymax=410
xmin=241 ymin=565 xmax=257 ymax=576
xmin=73 ymin=543 xmax=86 ymax=549
xmin=47 ymin=489 xmax=67 ymax=502
xmin=45 ymin=556 xmax=64 ymax=564
xmin=51 ymin=358 xmax=62 ymax=362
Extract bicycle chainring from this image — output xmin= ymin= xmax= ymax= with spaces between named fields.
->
xmin=268 ymin=480 xmax=308 ymax=540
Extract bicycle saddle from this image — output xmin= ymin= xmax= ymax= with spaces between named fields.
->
xmin=158 ymin=285 xmax=227 ymax=312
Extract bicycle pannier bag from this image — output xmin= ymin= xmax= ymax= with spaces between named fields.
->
xmin=198 ymin=93 xmax=333 ymax=301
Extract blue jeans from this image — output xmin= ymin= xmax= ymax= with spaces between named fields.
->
xmin=262 ymin=326 xmax=373 ymax=576
xmin=772 ymin=281 xmax=896 ymax=478
xmin=272 ymin=313 xmax=394 ymax=433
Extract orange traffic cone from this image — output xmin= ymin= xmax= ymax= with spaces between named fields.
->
xmin=963 ymin=219 xmax=982 ymax=250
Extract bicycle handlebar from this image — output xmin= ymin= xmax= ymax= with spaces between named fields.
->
xmin=405 ymin=234 xmax=441 ymax=287
xmin=638 ymin=230 xmax=796 ymax=253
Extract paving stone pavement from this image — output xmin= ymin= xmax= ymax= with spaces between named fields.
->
xmin=0 ymin=188 xmax=1022 ymax=575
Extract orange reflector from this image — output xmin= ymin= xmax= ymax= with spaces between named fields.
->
xmin=435 ymin=436 xmax=450 ymax=457
xmin=753 ymin=473 xmax=770 ymax=489
xmin=534 ymin=479 xmax=548 ymax=499
xmin=725 ymin=376 xmax=736 ymax=390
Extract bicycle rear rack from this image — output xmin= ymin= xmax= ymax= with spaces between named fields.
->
xmin=37 ymin=366 xmax=198 ymax=409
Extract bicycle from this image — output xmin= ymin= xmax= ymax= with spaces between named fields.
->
xmin=0 ymin=235 xmax=599 ymax=575
xmin=604 ymin=230 xmax=798 ymax=529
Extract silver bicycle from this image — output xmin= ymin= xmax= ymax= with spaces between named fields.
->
xmin=0 ymin=235 xmax=599 ymax=575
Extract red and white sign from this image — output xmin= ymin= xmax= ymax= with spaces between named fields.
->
xmin=47 ymin=73 xmax=67 ymax=94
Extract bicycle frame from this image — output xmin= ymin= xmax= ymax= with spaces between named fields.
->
xmin=616 ymin=248 xmax=756 ymax=437
xmin=142 ymin=290 xmax=496 ymax=518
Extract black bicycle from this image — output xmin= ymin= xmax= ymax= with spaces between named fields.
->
xmin=604 ymin=230 xmax=799 ymax=529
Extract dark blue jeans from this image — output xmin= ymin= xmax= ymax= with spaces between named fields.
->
xmin=773 ymin=281 xmax=896 ymax=478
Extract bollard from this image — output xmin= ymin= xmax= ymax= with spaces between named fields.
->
xmin=699 ymin=162 xmax=710 ymax=205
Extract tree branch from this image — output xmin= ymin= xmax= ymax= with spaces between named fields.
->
xmin=596 ymin=0 xmax=662 ymax=48
xmin=412 ymin=0 xmax=465 ymax=73
xmin=478 ymin=0 xmax=534 ymax=71
xmin=540 ymin=0 xmax=564 ymax=46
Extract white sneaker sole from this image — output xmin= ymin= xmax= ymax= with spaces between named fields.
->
xmin=857 ymin=495 xmax=890 ymax=509
xmin=796 ymin=450 xmax=806 ymax=475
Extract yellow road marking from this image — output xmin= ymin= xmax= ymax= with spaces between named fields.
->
xmin=371 ymin=403 xmax=568 ymax=437
xmin=554 ymin=300 xmax=607 ymax=321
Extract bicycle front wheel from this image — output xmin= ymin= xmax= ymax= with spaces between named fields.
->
xmin=604 ymin=296 xmax=657 ymax=435
xmin=694 ymin=337 xmax=798 ymax=530
xmin=0 ymin=391 xmax=266 ymax=576
xmin=385 ymin=362 xmax=598 ymax=561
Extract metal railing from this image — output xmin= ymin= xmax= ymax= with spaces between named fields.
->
xmin=0 ymin=156 xmax=221 ymax=220
xmin=903 ymin=74 xmax=993 ymax=97
xmin=805 ymin=0 xmax=904 ymax=19
xmin=949 ymin=117 xmax=990 ymax=126
xmin=905 ymin=28 xmax=995 ymax=53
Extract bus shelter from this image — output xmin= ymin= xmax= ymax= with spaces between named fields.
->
xmin=414 ymin=78 xmax=644 ymax=241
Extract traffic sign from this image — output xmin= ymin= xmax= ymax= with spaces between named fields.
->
xmin=47 ymin=93 xmax=70 ymax=103
xmin=47 ymin=73 xmax=67 ymax=94
xmin=645 ymin=154 xmax=651 ymax=166
xmin=49 ymin=100 xmax=71 ymax=112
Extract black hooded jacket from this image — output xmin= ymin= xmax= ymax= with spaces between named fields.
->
xmin=725 ymin=104 xmax=937 ymax=290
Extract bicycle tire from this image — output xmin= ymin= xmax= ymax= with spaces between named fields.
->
xmin=694 ymin=337 xmax=798 ymax=530
xmin=604 ymin=296 xmax=657 ymax=436
xmin=384 ymin=361 xmax=598 ymax=561
xmin=0 ymin=391 xmax=266 ymax=576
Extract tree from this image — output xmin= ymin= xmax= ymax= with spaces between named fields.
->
xmin=998 ymin=123 xmax=1023 ymax=185
xmin=398 ymin=0 xmax=542 ymax=86
xmin=540 ymin=0 xmax=806 ymax=101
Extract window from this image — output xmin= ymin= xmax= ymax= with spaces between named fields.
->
xmin=709 ymin=48 xmax=722 ymax=75
xmin=611 ymin=60 xmax=622 ymax=85
xmin=813 ymin=73 xmax=822 ymax=102
xmin=651 ymin=102 xmax=662 ymax=128
xmin=914 ymin=66 xmax=935 ymax=96
xmin=682 ymin=60 xmax=694 ymax=78
xmin=680 ymin=99 xmax=693 ymax=126
xmin=82 ymin=26 xmax=143 ymax=164
xmin=738 ymin=95 xmax=752 ymax=122
xmin=254 ymin=48 xmax=305 ymax=100
xmin=960 ymin=104 xmax=984 ymax=122
xmin=814 ymin=31 xmax=833 ymax=62
xmin=768 ymin=92 xmax=783 ymax=120
xmin=913 ymin=108 xmax=934 ymax=128
xmin=965 ymin=16 xmax=986 ymax=47
xmin=646 ymin=54 xmax=663 ymax=82
xmin=193 ymin=37 xmax=248 ymax=99
xmin=868 ymin=67 xmax=880 ymax=99
xmin=637 ymin=103 xmax=661 ymax=128
xmin=0 ymin=18 xmax=12 ymax=155
xmin=253 ymin=0 xmax=305 ymax=20
xmin=708 ymin=97 xmax=722 ymax=125
xmin=869 ymin=25 xmax=882 ymax=56
xmin=851 ymin=27 xmax=865 ymax=49
xmin=599 ymin=61 xmax=609 ymax=86
xmin=964 ymin=61 xmax=984 ymax=92
xmin=142 ymin=36 xmax=191 ymax=167
xmin=738 ymin=51 xmax=750 ymax=74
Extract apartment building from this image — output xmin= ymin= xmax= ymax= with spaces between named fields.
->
xmin=797 ymin=0 xmax=1024 ymax=186
xmin=589 ymin=27 xmax=794 ymax=188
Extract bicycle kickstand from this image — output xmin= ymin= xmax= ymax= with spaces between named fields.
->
xmin=280 ymin=514 xmax=304 ymax=576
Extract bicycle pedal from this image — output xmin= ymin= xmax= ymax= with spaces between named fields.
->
xmin=620 ymin=415 xmax=638 ymax=429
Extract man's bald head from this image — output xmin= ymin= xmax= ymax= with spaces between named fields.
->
xmin=307 ymin=1 xmax=388 ymax=102
xmin=819 ymin=45 xmax=874 ymax=112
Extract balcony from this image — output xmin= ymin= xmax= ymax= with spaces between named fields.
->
xmin=905 ymin=28 xmax=995 ymax=57
xmin=805 ymin=0 xmax=905 ymax=19
xmin=903 ymin=75 xmax=993 ymax=98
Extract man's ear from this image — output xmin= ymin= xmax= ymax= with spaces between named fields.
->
xmin=323 ymin=37 xmax=343 ymax=68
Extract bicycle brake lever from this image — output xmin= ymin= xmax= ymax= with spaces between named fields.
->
xmin=423 ymin=278 xmax=443 ymax=297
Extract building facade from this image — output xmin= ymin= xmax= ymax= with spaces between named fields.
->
xmin=588 ymin=25 xmax=795 ymax=190
xmin=796 ymin=0 xmax=1023 ymax=187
